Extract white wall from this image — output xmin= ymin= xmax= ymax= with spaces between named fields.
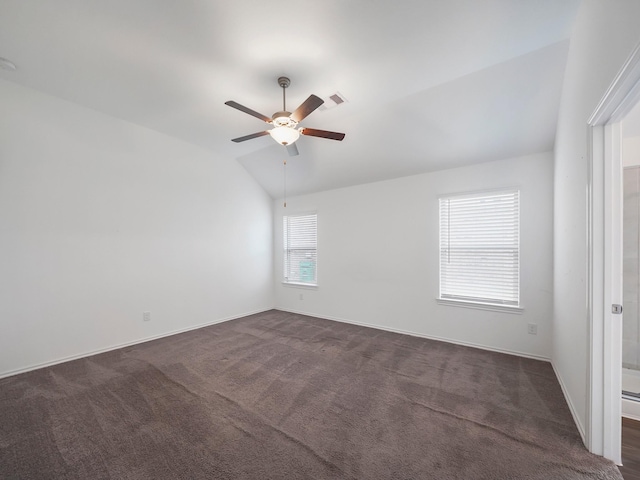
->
xmin=553 ymin=0 xmax=640 ymax=439
xmin=0 ymin=79 xmax=274 ymax=377
xmin=274 ymin=152 xmax=553 ymax=360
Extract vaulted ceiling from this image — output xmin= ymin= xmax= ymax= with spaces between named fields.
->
xmin=0 ymin=0 xmax=581 ymax=197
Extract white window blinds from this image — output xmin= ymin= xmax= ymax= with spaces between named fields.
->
xmin=439 ymin=190 xmax=520 ymax=306
xmin=283 ymin=213 xmax=317 ymax=285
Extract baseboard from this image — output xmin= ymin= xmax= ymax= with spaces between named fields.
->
xmin=276 ymin=307 xmax=551 ymax=363
xmin=622 ymin=397 xmax=640 ymax=421
xmin=551 ymin=361 xmax=587 ymax=445
xmin=0 ymin=307 xmax=273 ymax=380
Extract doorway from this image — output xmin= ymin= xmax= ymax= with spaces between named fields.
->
xmin=621 ymin=106 xmax=640 ymax=417
xmin=588 ymin=42 xmax=640 ymax=464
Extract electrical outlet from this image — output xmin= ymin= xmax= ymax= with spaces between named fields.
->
xmin=527 ymin=323 xmax=537 ymax=335
xmin=143 ymin=311 xmax=151 ymax=322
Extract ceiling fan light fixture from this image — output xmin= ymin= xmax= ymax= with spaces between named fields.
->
xmin=269 ymin=126 xmax=300 ymax=146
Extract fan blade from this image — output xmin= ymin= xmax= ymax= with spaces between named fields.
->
xmin=231 ymin=131 xmax=269 ymax=143
xmin=290 ymin=95 xmax=324 ymax=122
xmin=300 ymin=128 xmax=345 ymax=141
xmin=286 ymin=143 xmax=299 ymax=157
xmin=225 ymin=101 xmax=272 ymax=123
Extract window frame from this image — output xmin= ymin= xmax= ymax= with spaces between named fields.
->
xmin=282 ymin=212 xmax=318 ymax=287
xmin=437 ymin=188 xmax=523 ymax=313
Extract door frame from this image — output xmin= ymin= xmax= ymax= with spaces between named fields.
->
xmin=588 ymin=41 xmax=640 ymax=464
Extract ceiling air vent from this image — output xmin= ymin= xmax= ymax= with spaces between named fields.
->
xmin=318 ymin=91 xmax=347 ymax=111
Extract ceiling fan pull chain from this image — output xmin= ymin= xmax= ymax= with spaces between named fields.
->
xmin=283 ymin=158 xmax=287 ymax=208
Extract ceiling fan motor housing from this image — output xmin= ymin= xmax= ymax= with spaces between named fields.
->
xmin=271 ymin=111 xmax=297 ymax=128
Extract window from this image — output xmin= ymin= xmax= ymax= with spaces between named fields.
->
xmin=283 ymin=213 xmax=317 ymax=285
xmin=439 ymin=189 xmax=520 ymax=308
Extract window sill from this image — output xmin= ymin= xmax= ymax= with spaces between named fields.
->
xmin=436 ymin=298 xmax=523 ymax=314
xmin=282 ymin=281 xmax=318 ymax=289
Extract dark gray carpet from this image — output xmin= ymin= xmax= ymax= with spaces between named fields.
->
xmin=0 ymin=310 xmax=622 ymax=479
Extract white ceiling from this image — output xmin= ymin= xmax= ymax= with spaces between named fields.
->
xmin=0 ymin=0 xmax=581 ymax=198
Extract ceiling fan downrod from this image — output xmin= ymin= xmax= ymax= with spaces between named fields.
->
xmin=278 ymin=76 xmax=290 ymax=112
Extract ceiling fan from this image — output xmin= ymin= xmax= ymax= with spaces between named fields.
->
xmin=225 ymin=76 xmax=345 ymax=156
